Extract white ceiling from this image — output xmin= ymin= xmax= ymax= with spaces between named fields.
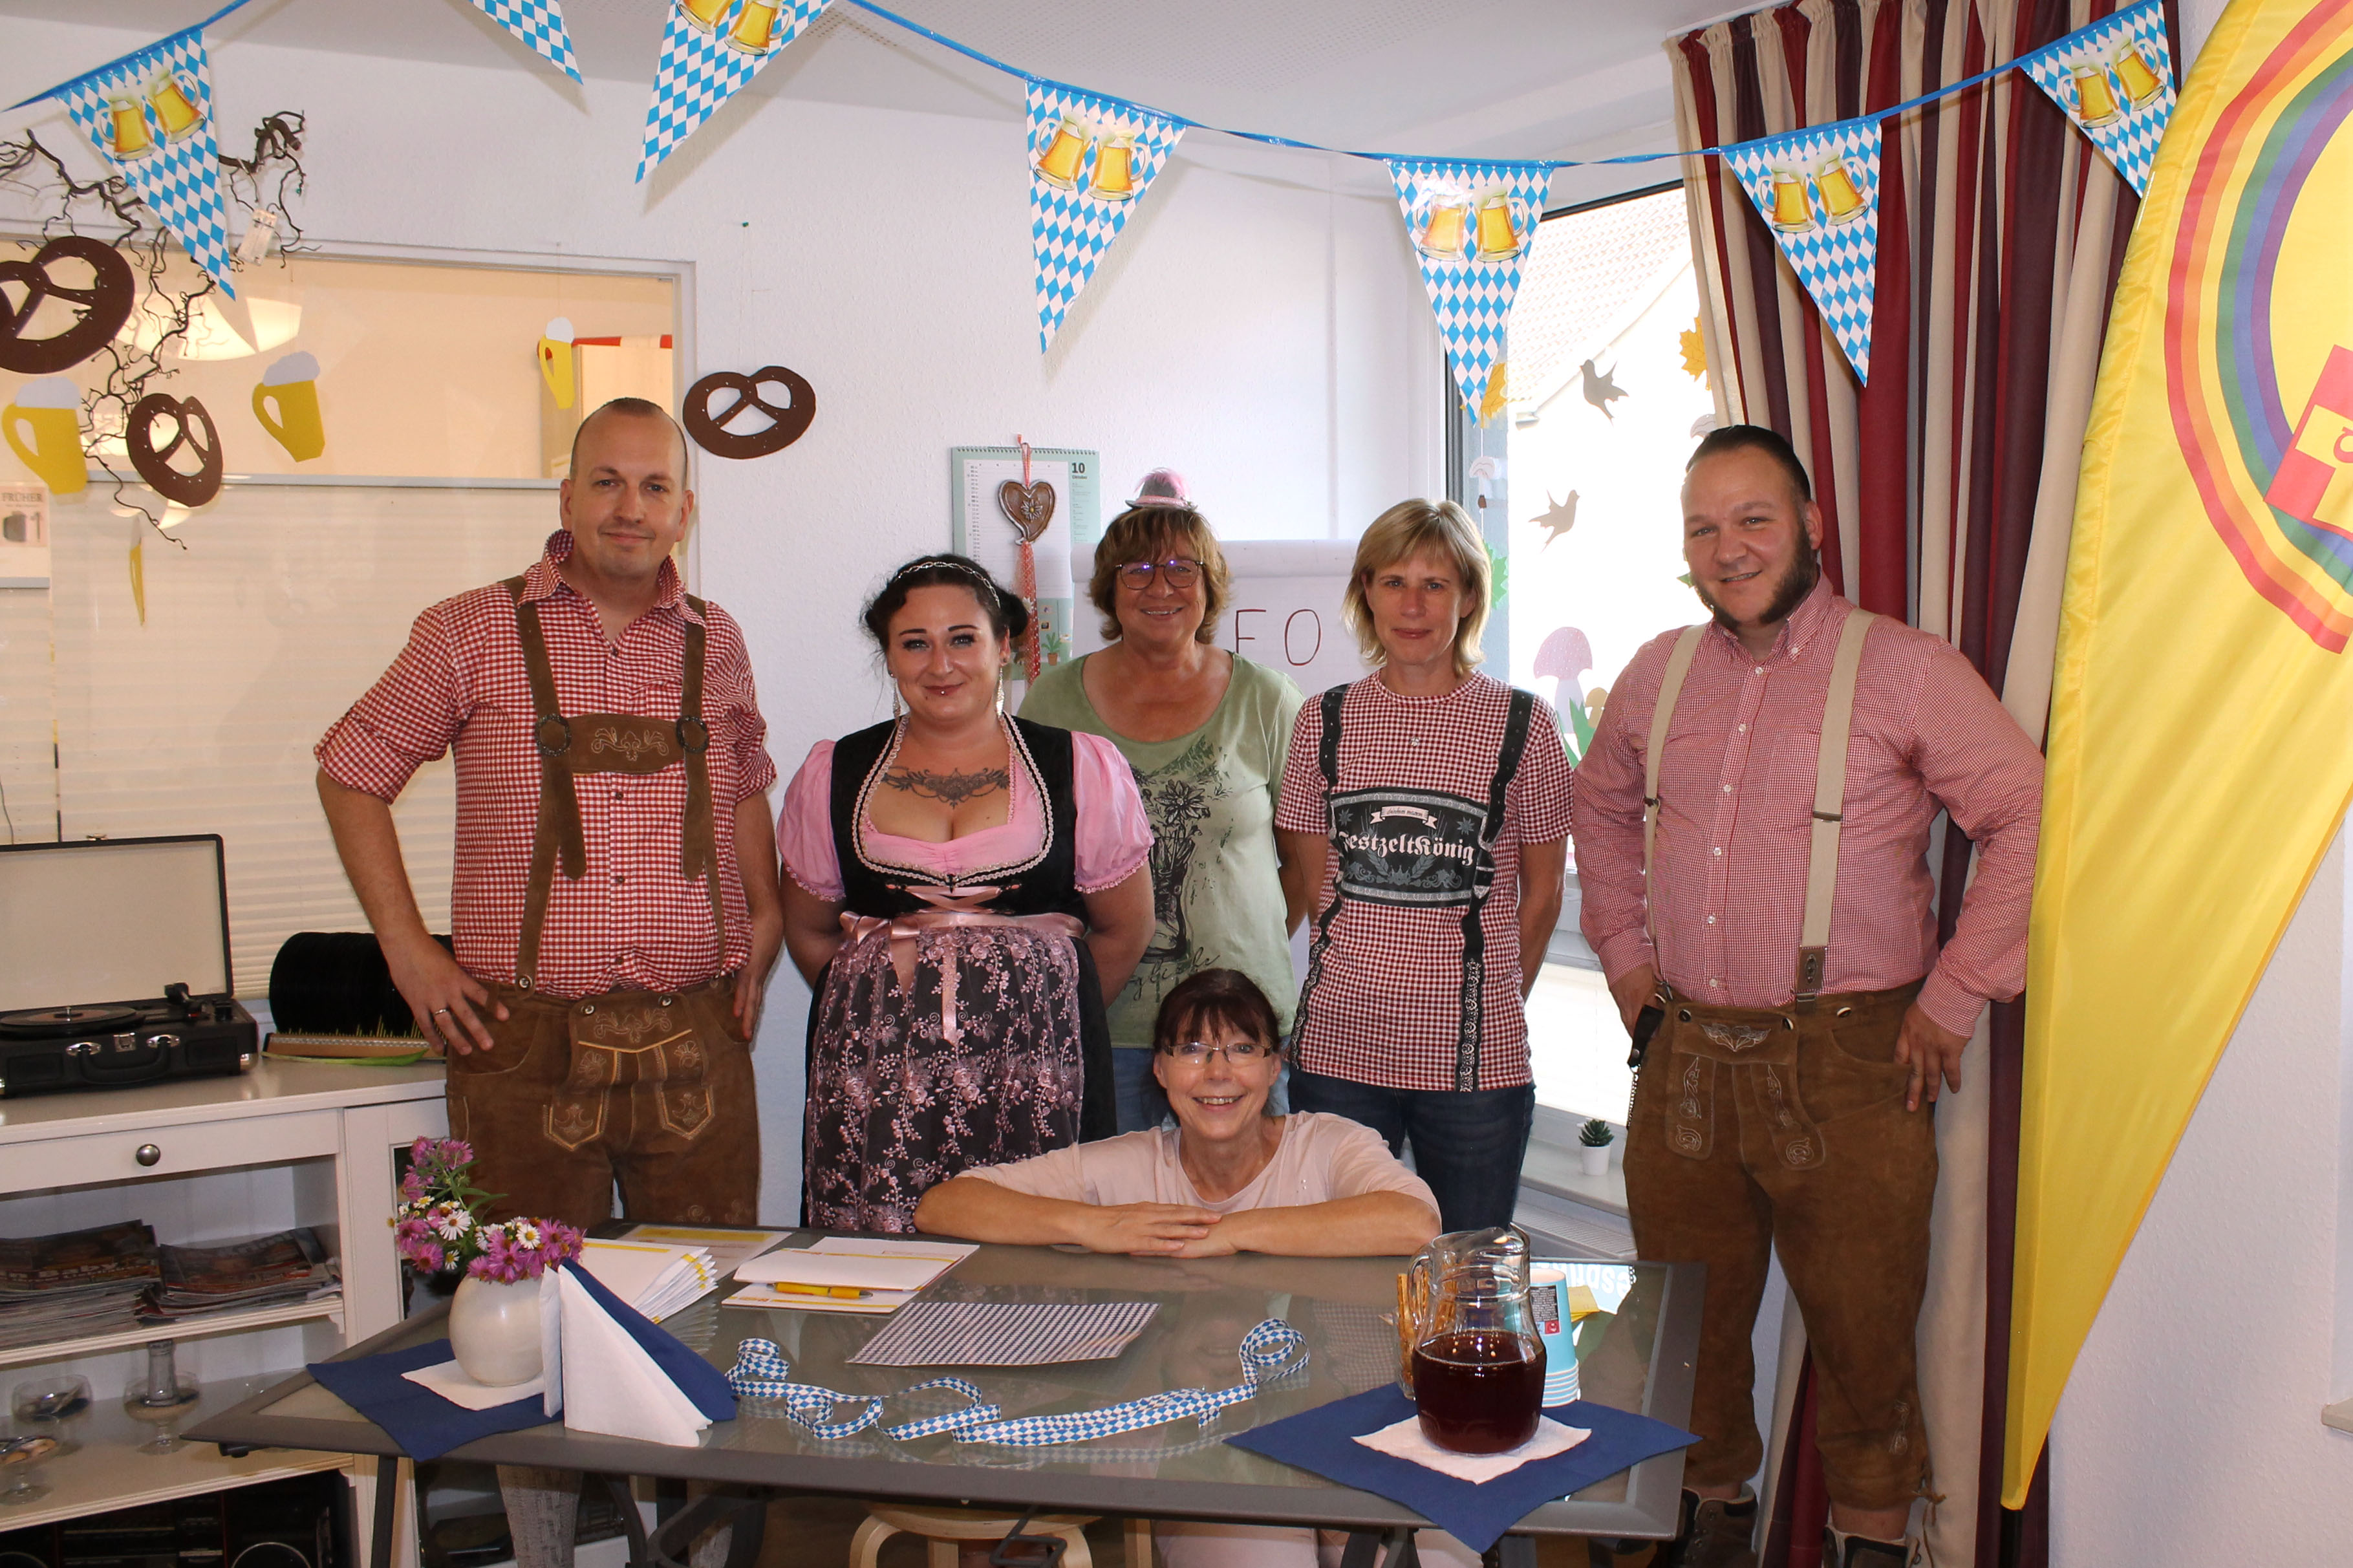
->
xmin=1 ymin=0 xmax=1728 ymax=165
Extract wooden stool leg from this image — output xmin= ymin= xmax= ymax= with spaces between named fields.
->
xmin=1124 ymin=1520 xmax=1152 ymax=1568
xmin=927 ymin=1538 xmax=957 ymax=1568
xmin=1054 ymin=1525 xmax=1091 ymax=1568
xmin=848 ymin=1516 xmax=896 ymax=1568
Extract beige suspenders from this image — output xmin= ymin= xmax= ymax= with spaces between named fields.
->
xmin=1640 ymin=607 xmax=1878 ymax=1004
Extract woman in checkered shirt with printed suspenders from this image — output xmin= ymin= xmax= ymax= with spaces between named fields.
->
xmin=1273 ymin=500 xmax=1574 ymax=1232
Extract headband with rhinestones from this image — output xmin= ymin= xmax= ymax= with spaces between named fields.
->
xmin=888 ymin=557 xmax=1004 ymax=601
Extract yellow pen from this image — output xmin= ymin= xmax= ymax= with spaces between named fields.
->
xmin=764 ymin=1282 xmax=871 ymax=1300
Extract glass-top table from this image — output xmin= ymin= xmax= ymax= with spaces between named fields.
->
xmin=190 ymin=1236 xmax=1699 ymax=1550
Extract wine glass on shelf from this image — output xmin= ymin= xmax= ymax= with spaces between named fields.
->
xmin=12 ymin=1374 xmax=92 ymax=1457
xmin=121 ymin=1340 xmax=199 ymax=1455
xmin=0 ymin=1430 xmax=56 ymax=1507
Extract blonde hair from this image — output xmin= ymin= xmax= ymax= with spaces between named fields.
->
xmin=1342 ymin=499 xmax=1490 ymax=676
xmin=1088 ymin=505 xmax=1232 ymax=644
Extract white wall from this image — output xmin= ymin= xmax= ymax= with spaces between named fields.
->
xmin=0 ymin=19 xmax=1446 ymax=1223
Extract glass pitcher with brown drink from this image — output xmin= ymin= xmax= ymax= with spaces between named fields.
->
xmin=1412 ymin=1265 xmax=1546 ymax=1454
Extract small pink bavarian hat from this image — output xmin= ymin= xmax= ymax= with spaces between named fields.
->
xmin=1127 ymin=468 xmax=1192 ymax=508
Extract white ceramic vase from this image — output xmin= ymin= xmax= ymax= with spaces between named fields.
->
xmin=1579 ymin=1144 xmax=1612 ymax=1177
xmin=448 ymin=1274 xmax=543 ymax=1386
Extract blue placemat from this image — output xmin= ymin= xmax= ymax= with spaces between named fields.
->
xmin=305 ymin=1338 xmax=557 ymax=1461
xmin=1225 ymin=1385 xmax=1697 ymax=1552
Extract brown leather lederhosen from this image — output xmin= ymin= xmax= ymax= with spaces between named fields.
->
xmin=441 ymin=580 xmax=758 ymax=1230
xmin=1622 ymin=608 xmax=1937 ymax=1511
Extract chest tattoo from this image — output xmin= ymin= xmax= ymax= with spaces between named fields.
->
xmin=881 ymin=766 xmax=1010 ymax=807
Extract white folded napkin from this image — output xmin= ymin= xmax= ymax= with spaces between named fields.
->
xmin=557 ymin=1265 xmax=712 ymax=1446
xmin=402 ymin=1359 xmax=544 ymax=1411
xmin=1352 ymin=1413 xmax=1591 ymax=1483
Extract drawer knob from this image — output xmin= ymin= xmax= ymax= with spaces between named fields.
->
xmin=134 ymin=1144 xmax=162 ymax=1167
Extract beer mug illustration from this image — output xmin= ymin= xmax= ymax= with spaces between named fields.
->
xmin=3 ymin=378 xmax=88 ymax=496
xmin=1090 ymin=133 xmax=1136 ymax=199
xmin=105 ymin=93 xmax=154 ymax=160
xmin=1816 ymin=155 xmax=1868 ymax=224
xmin=1473 ymin=190 xmax=1524 ymax=261
xmin=146 ymin=69 xmax=205 ymax=144
xmin=677 ymin=0 xmax=733 ymax=32
xmin=2113 ymin=39 xmax=2165 ymax=108
xmin=252 ymin=350 xmax=323 ymax=463
xmin=726 ymin=0 xmax=783 ymax=53
xmin=1034 ymin=115 xmax=1091 ymax=190
xmin=1767 ymin=166 xmax=1817 ymax=233
xmin=1417 ymin=193 xmax=1472 ymax=261
xmin=537 ymin=317 xmax=577 ymax=411
xmin=2072 ymin=60 xmax=2122 ymax=126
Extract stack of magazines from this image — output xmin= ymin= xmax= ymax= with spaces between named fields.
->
xmin=0 ymin=1221 xmax=162 ymax=1348
xmin=139 ymin=1229 xmax=339 ymax=1322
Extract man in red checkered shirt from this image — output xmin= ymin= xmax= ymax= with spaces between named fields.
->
xmin=314 ymin=398 xmax=780 ymax=1234
xmin=1574 ymin=427 xmax=2043 ymax=1568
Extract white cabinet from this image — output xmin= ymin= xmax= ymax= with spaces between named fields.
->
xmin=0 ymin=1060 xmax=446 ymax=1544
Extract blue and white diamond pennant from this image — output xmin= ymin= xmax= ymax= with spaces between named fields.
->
xmin=468 ymin=0 xmax=583 ymax=83
xmin=1385 ymin=159 xmax=1552 ymax=420
xmin=56 ymin=28 xmax=238 ymax=298
xmin=2017 ymin=0 xmax=2173 ymax=197
xmin=639 ymin=0 xmax=832 ymax=182
xmin=1029 ymin=83 xmax=1184 ymax=352
xmin=1724 ymin=120 xmax=1882 ymax=383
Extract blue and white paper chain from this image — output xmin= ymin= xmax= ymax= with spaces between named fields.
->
xmin=725 ymin=1317 xmax=1307 ymax=1448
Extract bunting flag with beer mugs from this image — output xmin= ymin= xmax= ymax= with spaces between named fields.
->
xmin=2017 ymin=0 xmax=2175 ymax=197
xmin=467 ymin=0 xmax=583 ymax=85
xmin=1723 ymin=119 xmax=1883 ymax=382
xmin=1029 ymin=83 xmax=1185 ymax=352
xmin=49 ymin=25 xmax=240 ymax=297
xmin=639 ymin=0 xmax=833 ymax=181
xmin=1385 ymin=160 xmax=1553 ymax=420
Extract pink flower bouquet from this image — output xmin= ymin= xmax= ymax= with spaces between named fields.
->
xmin=389 ymin=1137 xmax=583 ymax=1280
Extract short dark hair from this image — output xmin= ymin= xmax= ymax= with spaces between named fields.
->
xmin=1152 ymin=969 xmax=1282 ymax=1057
xmin=861 ymin=553 xmax=1031 ymax=650
xmin=568 ymin=396 xmax=690 ymax=481
xmin=1089 ymin=504 xmax=1232 ymax=644
xmin=1687 ymin=423 xmax=1812 ymax=505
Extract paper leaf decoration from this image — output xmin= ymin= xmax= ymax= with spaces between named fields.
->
xmin=639 ymin=0 xmax=833 ymax=182
xmin=1029 ymin=82 xmax=1185 ymax=352
xmin=55 ymin=27 xmax=239 ymax=297
xmin=2017 ymin=0 xmax=2174 ymax=197
xmin=1385 ymin=159 xmax=1553 ymax=418
xmin=1723 ymin=118 xmax=1882 ymax=383
xmin=467 ymin=0 xmax=583 ymax=83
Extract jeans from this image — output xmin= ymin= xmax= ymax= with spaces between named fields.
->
xmin=1110 ymin=1047 xmax=1293 ymax=1135
xmin=1285 ymin=1069 xmax=1533 ymax=1231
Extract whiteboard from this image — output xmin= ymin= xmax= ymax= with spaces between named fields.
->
xmin=1073 ymin=539 xmax=1368 ymax=698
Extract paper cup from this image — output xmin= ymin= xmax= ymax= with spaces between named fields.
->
xmin=1528 ymin=1262 xmax=1582 ymax=1407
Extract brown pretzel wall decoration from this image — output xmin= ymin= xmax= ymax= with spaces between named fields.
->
xmin=0 ymin=235 xmax=136 ymax=376
xmin=682 ymin=366 xmax=815 ymax=459
xmin=125 ymin=393 xmax=224 ymax=507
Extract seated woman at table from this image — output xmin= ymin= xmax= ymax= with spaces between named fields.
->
xmin=915 ymin=967 xmax=1439 ymax=1255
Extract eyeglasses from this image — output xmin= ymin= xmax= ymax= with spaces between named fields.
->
xmin=1163 ymin=1038 xmax=1273 ymax=1064
xmin=1115 ymin=557 xmax=1203 ymax=590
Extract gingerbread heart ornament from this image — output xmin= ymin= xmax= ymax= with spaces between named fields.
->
xmin=996 ymin=480 xmax=1055 ymax=542
xmin=0 ymin=236 xmax=136 ymax=376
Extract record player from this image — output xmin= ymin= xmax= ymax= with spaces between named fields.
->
xmin=0 ymin=835 xmax=257 ymax=1097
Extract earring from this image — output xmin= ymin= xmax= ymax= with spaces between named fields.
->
xmin=892 ymin=684 xmax=905 ymax=720
xmin=996 ymin=664 xmax=1010 ymax=716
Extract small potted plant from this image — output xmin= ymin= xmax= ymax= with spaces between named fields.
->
xmin=1578 ymin=1118 xmax=1617 ymax=1177
xmin=391 ymin=1139 xmax=583 ymax=1386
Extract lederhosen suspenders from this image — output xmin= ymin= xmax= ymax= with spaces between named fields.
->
xmin=502 ymin=577 xmax=727 ymax=990
xmin=1641 ymin=607 xmax=1877 ymax=1004
xmin=1300 ymin=683 xmax=1538 ymax=1091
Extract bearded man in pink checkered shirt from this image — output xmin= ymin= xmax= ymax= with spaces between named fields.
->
xmin=1574 ymin=427 xmax=2043 ymax=1568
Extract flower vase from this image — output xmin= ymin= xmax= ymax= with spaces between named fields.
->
xmin=448 ymin=1274 xmax=543 ymax=1386
xmin=1579 ymin=1145 xmax=1612 ymax=1177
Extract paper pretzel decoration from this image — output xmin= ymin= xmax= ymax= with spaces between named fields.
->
xmin=0 ymin=236 xmax=136 ymax=376
xmin=125 ymin=392 xmax=224 ymax=507
xmin=681 ymin=366 xmax=816 ymax=459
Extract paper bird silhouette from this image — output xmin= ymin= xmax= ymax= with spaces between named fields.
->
xmin=1534 ymin=491 xmax=1580 ymax=546
xmin=1580 ymin=358 xmax=1628 ymax=421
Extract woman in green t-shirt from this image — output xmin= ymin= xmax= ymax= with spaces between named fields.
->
xmin=1021 ymin=471 xmax=1305 ymax=1131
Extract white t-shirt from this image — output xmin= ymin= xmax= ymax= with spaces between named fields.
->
xmin=964 ymin=1112 xmax=1439 ymax=1217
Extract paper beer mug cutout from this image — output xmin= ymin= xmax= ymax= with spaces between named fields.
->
xmin=3 ymin=378 xmax=87 ymax=495
xmin=2266 ymin=347 xmax=2353 ymax=541
xmin=2018 ymin=0 xmax=2173 ymax=197
xmin=126 ymin=393 xmax=224 ymax=508
xmin=1386 ymin=158 xmax=1551 ymax=418
xmin=682 ymin=366 xmax=815 ymax=458
xmin=537 ymin=318 xmax=576 ymax=411
xmin=0 ymin=236 xmax=136 ymax=376
xmin=252 ymin=352 xmax=323 ymax=462
xmin=1724 ymin=119 xmax=1884 ymax=383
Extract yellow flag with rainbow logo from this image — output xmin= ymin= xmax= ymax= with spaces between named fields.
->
xmin=2012 ymin=0 xmax=2353 ymax=1505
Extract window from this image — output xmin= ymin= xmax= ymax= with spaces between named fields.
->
xmin=1458 ymin=183 xmax=1715 ymax=1128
